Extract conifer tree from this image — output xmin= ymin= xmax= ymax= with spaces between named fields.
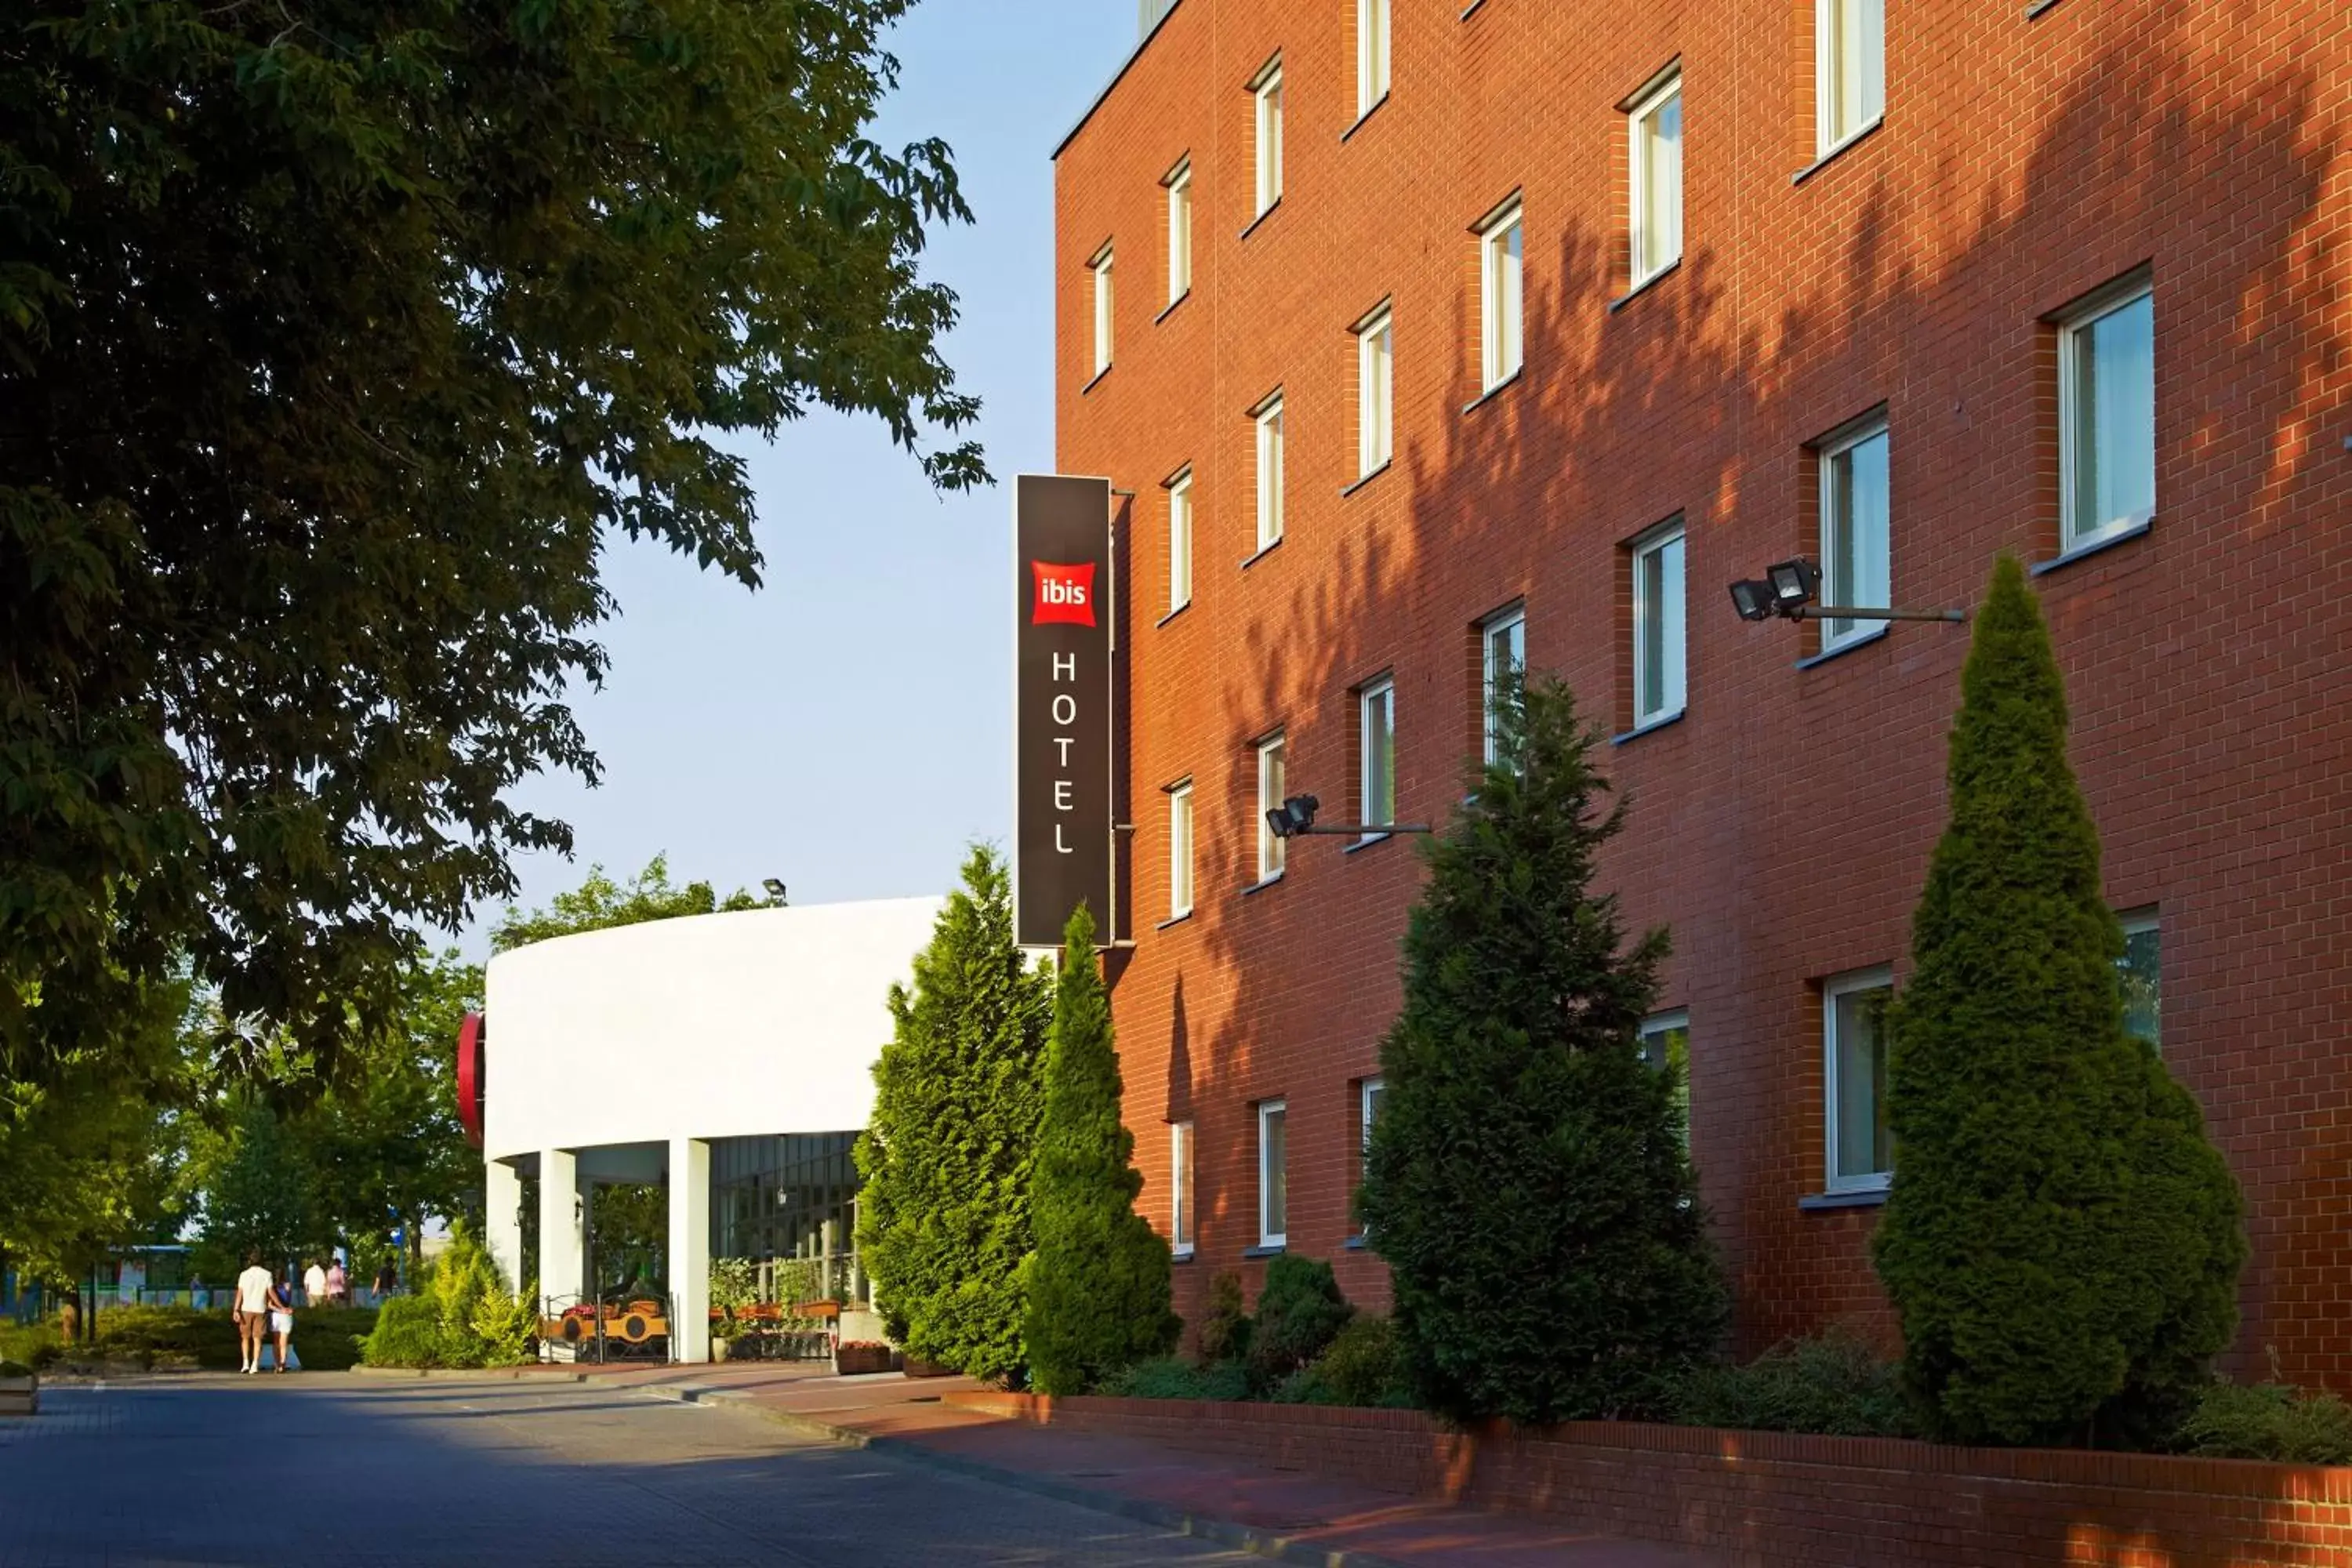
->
xmin=1022 ymin=905 xmax=1178 ymax=1394
xmin=855 ymin=847 xmax=1051 ymax=1382
xmin=1874 ymin=555 xmax=2244 ymax=1446
xmin=1359 ymin=676 xmax=1726 ymax=1425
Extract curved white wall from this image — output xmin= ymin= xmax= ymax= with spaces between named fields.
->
xmin=480 ymin=897 xmax=942 ymax=1160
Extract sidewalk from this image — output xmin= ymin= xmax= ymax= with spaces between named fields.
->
xmin=582 ymin=1359 xmax=1723 ymax=1567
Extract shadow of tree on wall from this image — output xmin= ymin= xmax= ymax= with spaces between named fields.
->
xmin=1123 ymin=15 xmax=2349 ymax=1497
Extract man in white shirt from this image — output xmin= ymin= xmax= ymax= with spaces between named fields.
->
xmin=235 ymin=1250 xmax=274 ymax=1374
xmin=303 ymin=1259 xmax=328 ymax=1308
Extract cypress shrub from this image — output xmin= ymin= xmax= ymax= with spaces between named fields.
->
xmin=1358 ymin=676 xmax=1728 ymax=1425
xmin=1246 ymin=1254 xmax=1354 ymax=1392
xmin=1194 ymin=1271 xmax=1251 ymax=1367
xmin=1022 ymin=906 xmax=1179 ymax=1393
xmin=1873 ymin=554 xmax=2245 ymax=1446
xmin=855 ymin=847 xmax=1051 ymax=1382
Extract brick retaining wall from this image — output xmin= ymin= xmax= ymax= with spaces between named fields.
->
xmin=946 ymin=1392 xmax=2352 ymax=1566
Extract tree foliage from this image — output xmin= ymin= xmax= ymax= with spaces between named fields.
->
xmin=1873 ymin=556 xmax=2244 ymax=1446
xmin=855 ymin=848 xmax=1051 ymax=1382
xmin=491 ymin=854 xmax=761 ymax=953
xmin=1022 ymin=906 xmax=1177 ymax=1394
xmin=1359 ymin=675 xmax=1727 ymax=1426
xmin=2 ymin=0 xmax=984 ymax=1088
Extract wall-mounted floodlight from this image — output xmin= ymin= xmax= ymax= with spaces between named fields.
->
xmin=1726 ymin=556 xmax=1966 ymax=625
xmin=762 ymin=877 xmax=788 ymax=906
xmin=1266 ymin=791 xmax=1433 ymax=840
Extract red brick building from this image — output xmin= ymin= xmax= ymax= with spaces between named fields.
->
xmin=1051 ymin=1 xmax=2352 ymax=1387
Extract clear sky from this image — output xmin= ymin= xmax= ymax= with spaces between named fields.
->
xmin=465 ymin=2 xmax=1136 ymax=950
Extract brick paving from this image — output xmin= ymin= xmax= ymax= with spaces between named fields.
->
xmin=0 ymin=1374 xmax=1264 ymax=1567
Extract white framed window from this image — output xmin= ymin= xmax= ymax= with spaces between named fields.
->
xmin=1357 ymin=1075 xmax=1385 ymax=1229
xmin=1254 ymin=394 xmax=1285 ymax=550
xmin=1356 ymin=0 xmax=1390 ymax=118
xmin=1639 ymin=1010 xmax=1692 ymax=1146
xmin=2119 ymin=908 xmax=2161 ymax=1051
xmin=1258 ymin=1098 xmax=1288 ymax=1248
xmin=1255 ymin=732 xmax=1287 ymax=882
xmin=2059 ymin=278 xmax=2155 ymax=552
xmin=1171 ymin=1120 xmax=1195 ymax=1257
xmin=1824 ymin=967 xmax=1893 ymax=1193
xmin=1090 ymin=245 xmax=1114 ymax=376
xmin=1359 ymin=677 xmax=1395 ymax=834
xmin=1479 ymin=201 xmax=1524 ymax=390
xmin=1252 ymin=60 xmax=1284 ymax=216
xmin=1630 ymin=519 xmax=1687 ymax=728
xmin=1818 ymin=417 xmax=1890 ymax=652
xmin=1482 ymin=608 xmax=1526 ymax=766
xmin=1167 ymin=467 xmax=1193 ymax=614
xmin=1165 ymin=160 xmax=1192 ymax=304
xmin=1816 ymin=0 xmax=1885 ymax=155
xmin=1356 ymin=306 xmax=1393 ymax=477
xmin=1628 ymin=70 xmax=1683 ymax=287
xmin=1168 ymin=781 xmax=1194 ymax=920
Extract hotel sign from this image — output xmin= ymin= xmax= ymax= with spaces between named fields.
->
xmin=1014 ymin=474 xmax=1114 ymax=949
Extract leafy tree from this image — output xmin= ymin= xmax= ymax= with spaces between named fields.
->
xmin=1873 ymin=556 xmax=2244 ymax=1446
xmin=1359 ymin=676 xmax=1727 ymax=1426
xmin=855 ymin=848 xmax=1051 ymax=1382
xmin=492 ymin=855 xmax=762 ymax=953
xmin=188 ymin=1096 xmax=324 ymax=1279
xmin=2 ymin=0 xmax=985 ymax=1089
xmin=1022 ymin=906 xmax=1178 ymax=1394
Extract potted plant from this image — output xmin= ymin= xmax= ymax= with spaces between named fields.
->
xmin=710 ymin=1315 xmax=739 ymax=1363
xmin=0 ymin=1361 xmax=38 ymax=1417
xmin=834 ymin=1340 xmax=897 ymax=1377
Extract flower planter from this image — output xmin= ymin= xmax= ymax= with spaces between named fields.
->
xmin=902 ymin=1355 xmax=955 ymax=1379
xmin=710 ymin=1338 xmax=735 ymax=1363
xmin=0 ymin=1367 xmax=38 ymax=1417
xmin=833 ymin=1342 xmax=898 ymax=1377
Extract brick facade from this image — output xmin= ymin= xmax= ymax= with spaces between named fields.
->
xmin=1052 ymin=2 xmax=2352 ymax=1384
xmin=949 ymin=1391 xmax=2352 ymax=1568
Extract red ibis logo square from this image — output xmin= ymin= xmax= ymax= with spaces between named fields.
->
xmin=1032 ymin=561 xmax=1097 ymax=626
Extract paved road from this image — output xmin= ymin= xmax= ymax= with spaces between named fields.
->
xmin=0 ymin=1377 xmax=1263 ymax=1567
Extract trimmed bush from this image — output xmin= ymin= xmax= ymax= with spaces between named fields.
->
xmin=1195 ymin=1272 xmax=1251 ymax=1367
xmin=1873 ymin=557 xmax=2245 ymax=1447
xmin=361 ymin=1227 xmax=530 ymax=1369
xmin=2175 ymin=1379 xmax=2352 ymax=1465
xmin=1663 ymin=1333 xmax=1917 ymax=1439
xmin=1247 ymin=1255 xmax=1352 ymax=1392
xmin=856 ymin=848 xmax=1051 ymax=1382
xmin=1022 ymin=906 xmax=1178 ymax=1394
xmin=1314 ymin=1316 xmax=1412 ymax=1409
xmin=0 ymin=1360 xmax=35 ymax=1379
xmin=1358 ymin=675 xmax=1728 ymax=1425
xmin=361 ymin=1297 xmax=445 ymax=1367
xmin=1102 ymin=1356 xmax=1250 ymax=1403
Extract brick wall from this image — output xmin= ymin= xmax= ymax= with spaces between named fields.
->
xmin=949 ymin=1392 xmax=2352 ymax=1568
xmin=1053 ymin=2 xmax=2352 ymax=1381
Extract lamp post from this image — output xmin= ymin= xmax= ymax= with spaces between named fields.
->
xmin=1727 ymin=557 xmax=1967 ymax=626
xmin=1263 ymin=793 xmax=1435 ymax=841
xmin=761 ymin=877 xmax=788 ymax=907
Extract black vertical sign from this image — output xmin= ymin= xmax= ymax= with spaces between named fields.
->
xmin=1014 ymin=474 xmax=1114 ymax=949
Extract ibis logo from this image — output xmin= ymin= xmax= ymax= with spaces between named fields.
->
xmin=1031 ymin=561 xmax=1097 ymax=627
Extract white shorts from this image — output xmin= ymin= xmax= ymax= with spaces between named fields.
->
xmin=270 ymin=1312 xmax=292 ymax=1334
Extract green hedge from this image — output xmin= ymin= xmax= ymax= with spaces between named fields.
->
xmin=5 ymin=1304 xmax=378 ymax=1371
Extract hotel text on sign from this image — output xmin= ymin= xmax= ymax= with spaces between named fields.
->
xmin=1014 ymin=474 xmax=1114 ymax=948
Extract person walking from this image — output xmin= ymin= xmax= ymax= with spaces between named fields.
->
xmin=325 ymin=1258 xmax=347 ymax=1307
xmin=372 ymin=1260 xmax=397 ymax=1302
xmin=234 ymin=1250 xmax=273 ymax=1374
xmin=267 ymin=1273 xmax=296 ymax=1373
xmin=303 ymin=1258 xmax=328 ymax=1308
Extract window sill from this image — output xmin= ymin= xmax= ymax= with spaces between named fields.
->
xmin=1343 ymin=830 xmax=1396 ymax=855
xmin=1461 ymin=369 xmax=1523 ymax=415
xmin=1341 ymin=93 xmax=1390 ymax=143
xmin=1609 ymin=259 xmax=1682 ymax=314
xmin=1791 ymin=116 xmax=1884 ymax=187
xmin=2032 ymin=514 xmax=2152 ymax=576
xmin=1343 ymin=1234 xmax=1370 ymax=1250
xmin=1172 ymin=1246 xmax=1196 ymax=1263
xmin=2026 ymin=0 xmax=2063 ymax=15
xmin=1242 ymin=1243 xmax=1287 ymax=1259
xmin=1799 ymin=1187 xmax=1889 ymax=1211
xmin=1459 ymin=0 xmax=1486 ymax=16
xmin=1611 ymin=708 xmax=1686 ymax=746
xmin=1241 ymin=871 xmax=1285 ymax=897
xmin=1082 ymin=365 xmax=1112 ymax=395
xmin=1240 ymin=536 xmax=1283 ymax=571
xmin=1240 ymin=198 xmax=1283 ymax=241
xmin=1156 ymin=290 xmax=1191 ymax=325
xmin=1155 ymin=910 xmax=1194 ymax=931
xmin=1341 ymin=461 xmax=1392 ymax=499
xmin=1155 ymin=601 xmax=1192 ymax=630
xmin=1794 ymin=622 xmax=1889 ymax=670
